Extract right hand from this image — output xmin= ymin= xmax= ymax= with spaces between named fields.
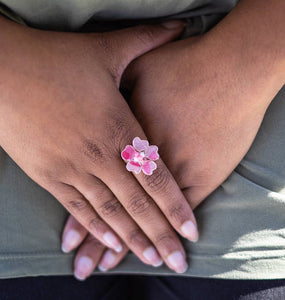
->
xmin=0 ymin=17 xmax=198 ymax=273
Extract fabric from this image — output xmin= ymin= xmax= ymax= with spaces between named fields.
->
xmin=0 ymin=0 xmax=284 ymax=280
xmin=0 ymin=275 xmax=130 ymax=300
xmin=0 ymin=0 xmax=238 ymax=31
xmin=0 ymin=275 xmax=285 ymax=300
xmin=137 ymin=276 xmax=285 ymax=300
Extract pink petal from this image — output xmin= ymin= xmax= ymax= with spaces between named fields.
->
xmin=133 ymin=137 xmax=149 ymax=152
xmin=121 ymin=145 xmax=136 ymax=161
xmin=126 ymin=161 xmax=142 ymax=174
xmin=142 ymin=161 xmax=157 ymax=175
xmin=145 ymin=146 xmax=159 ymax=161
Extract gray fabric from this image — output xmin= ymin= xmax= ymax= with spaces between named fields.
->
xmin=0 ymin=86 xmax=284 ymax=279
xmin=0 ymin=0 xmax=238 ymax=31
xmin=0 ymin=0 xmax=284 ymax=280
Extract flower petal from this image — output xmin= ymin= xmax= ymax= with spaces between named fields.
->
xmin=121 ymin=145 xmax=136 ymax=161
xmin=133 ymin=137 xmax=149 ymax=152
xmin=142 ymin=161 xmax=157 ymax=175
xmin=126 ymin=161 xmax=142 ymax=174
xmin=145 ymin=145 xmax=159 ymax=161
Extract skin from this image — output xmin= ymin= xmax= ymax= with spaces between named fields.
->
xmin=0 ymin=17 xmax=200 ymax=274
xmin=64 ymin=0 xmax=285 ymax=280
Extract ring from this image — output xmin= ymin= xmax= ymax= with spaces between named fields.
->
xmin=121 ymin=137 xmax=159 ymax=175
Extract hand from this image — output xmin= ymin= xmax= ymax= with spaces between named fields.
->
xmin=0 ymin=17 xmax=198 ymax=273
xmin=63 ymin=35 xmax=269 ymax=279
xmin=124 ymin=34 xmax=277 ymax=209
xmin=122 ymin=1 xmax=285 ymax=208
xmin=61 ymin=0 xmax=285 ymax=279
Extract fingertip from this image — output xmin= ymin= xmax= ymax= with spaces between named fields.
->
xmin=166 ymin=251 xmax=188 ymax=274
xmin=62 ymin=229 xmax=82 ymax=253
xmin=74 ymin=256 xmax=94 ymax=281
xmin=98 ymin=249 xmax=117 ymax=272
xmin=61 ymin=244 xmax=70 ymax=253
xmin=180 ymin=220 xmax=199 ymax=242
xmin=103 ymin=232 xmax=123 ymax=253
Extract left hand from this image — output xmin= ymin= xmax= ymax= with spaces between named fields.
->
xmin=124 ymin=34 xmax=277 ymax=209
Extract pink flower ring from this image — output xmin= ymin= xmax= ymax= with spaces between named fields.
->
xmin=121 ymin=137 xmax=159 ymax=175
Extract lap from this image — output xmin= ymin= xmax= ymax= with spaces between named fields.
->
xmin=0 ymin=87 xmax=284 ymax=279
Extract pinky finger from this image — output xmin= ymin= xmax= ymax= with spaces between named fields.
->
xmin=61 ymin=214 xmax=88 ymax=253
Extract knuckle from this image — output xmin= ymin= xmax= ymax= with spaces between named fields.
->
xmin=66 ymin=197 xmax=88 ymax=213
xmin=127 ymin=193 xmax=152 ymax=217
xmin=154 ymin=231 xmax=176 ymax=248
xmin=167 ymin=203 xmax=186 ymax=224
xmin=127 ymin=228 xmax=146 ymax=246
xmin=81 ymin=138 xmax=104 ymax=163
xmin=88 ymin=216 xmax=102 ymax=231
xmin=144 ymin=166 xmax=171 ymax=193
xmin=99 ymin=198 xmax=124 ymax=218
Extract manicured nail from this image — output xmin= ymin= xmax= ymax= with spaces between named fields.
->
xmin=98 ymin=250 xmax=116 ymax=272
xmin=181 ymin=220 xmax=199 ymax=242
xmin=103 ymin=232 xmax=122 ymax=253
xmin=143 ymin=246 xmax=163 ymax=267
xmin=161 ymin=20 xmax=185 ymax=29
xmin=167 ymin=251 xmax=188 ymax=273
xmin=61 ymin=229 xmax=81 ymax=253
xmin=74 ymin=256 xmax=93 ymax=281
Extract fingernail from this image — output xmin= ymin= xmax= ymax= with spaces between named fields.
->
xmin=167 ymin=251 xmax=188 ymax=273
xmin=103 ymin=232 xmax=122 ymax=253
xmin=98 ymin=250 xmax=116 ymax=272
xmin=143 ymin=246 xmax=163 ymax=267
xmin=181 ymin=221 xmax=199 ymax=242
xmin=161 ymin=20 xmax=185 ymax=29
xmin=61 ymin=229 xmax=81 ymax=253
xmin=74 ymin=256 xmax=93 ymax=281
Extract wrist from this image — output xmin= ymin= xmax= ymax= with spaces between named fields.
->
xmin=200 ymin=0 xmax=285 ymax=106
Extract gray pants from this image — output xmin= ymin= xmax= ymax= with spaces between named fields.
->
xmin=0 ymin=85 xmax=284 ymax=280
xmin=0 ymin=2 xmax=284 ymax=279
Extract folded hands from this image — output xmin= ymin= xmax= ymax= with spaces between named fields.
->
xmin=0 ymin=0 xmax=284 ymax=281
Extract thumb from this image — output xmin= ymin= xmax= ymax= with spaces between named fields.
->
xmin=100 ymin=20 xmax=185 ymax=84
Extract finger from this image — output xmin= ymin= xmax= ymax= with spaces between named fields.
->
xmin=110 ymin=121 xmax=199 ymax=241
xmin=136 ymin=158 xmax=199 ymax=242
xmin=61 ymin=214 xmax=88 ymax=253
xmin=73 ymin=234 xmax=106 ymax=281
xmin=101 ymin=167 xmax=188 ymax=273
xmin=80 ymin=97 xmax=192 ymax=273
xmin=98 ymin=246 xmax=129 ymax=272
xmin=51 ymin=182 xmax=123 ymax=253
xmin=98 ymin=20 xmax=185 ymax=85
xmin=74 ymin=174 xmax=163 ymax=268
xmin=99 ymin=93 xmax=198 ymax=243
